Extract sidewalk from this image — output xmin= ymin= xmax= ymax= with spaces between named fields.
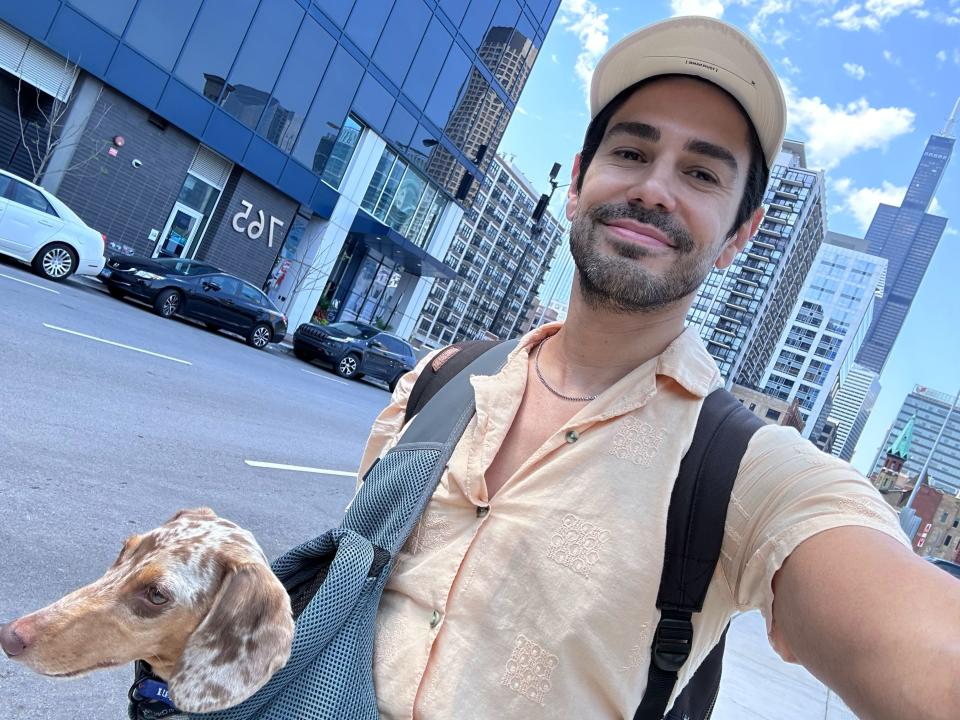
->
xmin=714 ymin=611 xmax=858 ymax=719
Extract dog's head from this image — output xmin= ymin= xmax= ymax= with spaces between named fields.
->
xmin=0 ymin=507 xmax=294 ymax=713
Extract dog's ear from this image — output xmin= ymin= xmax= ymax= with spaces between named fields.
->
xmin=167 ymin=562 xmax=294 ymax=713
xmin=166 ymin=507 xmax=217 ymax=524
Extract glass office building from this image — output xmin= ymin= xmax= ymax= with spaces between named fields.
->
xmin=0 ymin=0 xmax=559 ymax=336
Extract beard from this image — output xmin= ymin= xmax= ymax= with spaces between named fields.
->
xmin=568 ymin=202 xmax=719 ymax=314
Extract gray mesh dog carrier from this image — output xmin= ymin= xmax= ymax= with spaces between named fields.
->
xmin=179 ymin=341 xmax=516 ymax=720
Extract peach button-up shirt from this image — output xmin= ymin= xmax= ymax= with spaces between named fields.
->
xmin=356 ymin=323 xmax=908 ymax=719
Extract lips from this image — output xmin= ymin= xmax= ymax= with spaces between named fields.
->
xmin=601 ymin=220 xmax=675 ymax=249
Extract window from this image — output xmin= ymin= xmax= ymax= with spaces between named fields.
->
xmin=174 ymin=0 xmax=258 ymax=101
xmin=213 ymin=276 xmax=241 ymax=296
xmin=748 ymin=403 xmax=757 ymax=411
xmin=765 ymin=408 xmax=781 ymax=421
xmin=7 ymin=181 xmax=57 ymax=216
xmin=321 ymin=116 xmax=364 ymax=189
xmin=942 ymin=512 xmax=950 ymax=523
xmin=126 ymin=0 xmax=201 ymax=70
xmin=945 ymin=536 xmax=953 ymax=547
xmin=238 ymin=282 xmax=266 ymax=304
xmin=361 ymin=147 xmax=447 ymax=245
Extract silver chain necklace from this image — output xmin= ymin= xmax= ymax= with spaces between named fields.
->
xmin=534 ymin=335 xmax=598 ymax=403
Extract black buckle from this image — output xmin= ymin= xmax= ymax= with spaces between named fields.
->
xmin=652 ymin=615 xmax=694 ymax=673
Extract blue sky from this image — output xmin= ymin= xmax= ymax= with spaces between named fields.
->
xmin=498 ymin=0 xmax=960 ymax=474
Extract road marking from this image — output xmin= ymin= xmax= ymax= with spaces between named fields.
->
xmin=300 ymin=368 xmax=350 ymax=385
xmin=244 ymin=460 xmax=356 ymax=477
xmin=0 ymin=272 xmax=60 ymax=293
xmin=42 ymin=323 xmax=192 ymax=365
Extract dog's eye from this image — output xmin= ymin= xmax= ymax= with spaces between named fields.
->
xmin=146 ymin=586 xmax=169 ymax=605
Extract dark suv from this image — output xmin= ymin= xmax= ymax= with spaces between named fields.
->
xmin=293 ymin=320 xmax=417 ymax=391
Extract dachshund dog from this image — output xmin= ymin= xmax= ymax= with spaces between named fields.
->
xmin=0 ymin=507 xmax=294 ymax=713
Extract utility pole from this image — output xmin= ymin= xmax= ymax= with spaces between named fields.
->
xmin=488 ymin=162 xmax=561 ymax=337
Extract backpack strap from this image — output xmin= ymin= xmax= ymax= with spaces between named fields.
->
xmin=634 ymin=388 xmax=764 ymax=720
xmin=402 ymin=340 xmax=502 ymax=427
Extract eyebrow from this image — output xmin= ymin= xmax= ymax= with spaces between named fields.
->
xmin=604 ymin=122 xmax=740 ymax=176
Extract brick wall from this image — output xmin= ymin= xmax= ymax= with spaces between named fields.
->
xmin=55 ymin=80 xmax=196 ymax=256
xmin=194 ymin=168 xmax=297 ymax=286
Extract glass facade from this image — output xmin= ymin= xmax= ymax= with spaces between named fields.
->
xmin=855 ymin=132 xmax=955 ymax=374
xmin=7 ymin=0 xmax=560 ymax=214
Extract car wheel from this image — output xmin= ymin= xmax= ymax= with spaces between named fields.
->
xmin=107 ymin=287 xmax=125 ymax=299
xmin=32 ymin=242 xmax=76 ymax=281
xmin=153 ymin=289 xmax=182 ymax=318
xmin=247 ymin=322 xmax=272 ymax=349
xmin=293 ymin=346 xmax=312 ymax=361
xmin=336 ymin=353 xmax=362 ymax=379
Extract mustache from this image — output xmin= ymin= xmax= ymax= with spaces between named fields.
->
xmin=587 ymin=203 xmax=694 ymax=253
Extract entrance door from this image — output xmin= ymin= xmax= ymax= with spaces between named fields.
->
xmin=154 ymin=203 xmax=204 ymax=259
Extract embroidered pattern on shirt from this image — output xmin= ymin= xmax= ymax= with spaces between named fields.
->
xmin=501 ymin=633 xmax=560 ymax=706
xmin=620 ymin=623 xmax=651 ymax=671
xmin=547 ymin=513 xmax=610 ymax=579
xmin=405 ymin=510 xmax=452 ymax=556
xmin=373 ymin=615 xmax=408 ymax=669
xmin=837 ymin=497 xmax=887 ymax=523
xmin=608 ymin=416 xmax=668 ymax=467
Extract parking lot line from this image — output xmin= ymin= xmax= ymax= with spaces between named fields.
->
xmin=300 ymin=368 xmax=350 ymax=385
xmin=0 ymin=272 xmax=60 ymax=293
xmin=244 ymin=460 xmax=356 ymax=477
xmin=42 ymin=323 xmax=193 ymax=365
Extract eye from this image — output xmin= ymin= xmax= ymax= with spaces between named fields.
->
xmin=688 ymin=168 xmax=719 ymax=184
xmin=614 ymin=149 xmax=644 ymax=162
xmin=146 ymin=585 xmax=169 ymax=605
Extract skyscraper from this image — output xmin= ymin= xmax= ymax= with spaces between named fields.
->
xmin=687 ymin=140 xmax=826 ymax=382
xmin=870 ymin=386 xmax=960 ymax=493
xmin=752 ymin=233 xmax=886 ymax=431
xmin=855 ymin=101 xmax=957 ymax=373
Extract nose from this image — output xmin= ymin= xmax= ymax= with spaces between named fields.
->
xmin=627 ymin=163 xmax=677 ymax=213
xmin=0 ymin=621 xmax=29 ymax=657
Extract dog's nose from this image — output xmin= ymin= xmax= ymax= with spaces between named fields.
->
xmin=0 ymin=622 xmax=28 ymax=657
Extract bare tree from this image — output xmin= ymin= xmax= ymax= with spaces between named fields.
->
xmin=15 ymin=61 xmax=111 ymax=184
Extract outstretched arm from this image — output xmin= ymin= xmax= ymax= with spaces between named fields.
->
xmin=772 ymin=526 xmax=960 ymax=720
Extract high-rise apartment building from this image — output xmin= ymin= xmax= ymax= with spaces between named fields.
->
xmin=687 ymin=140 xmax=826 ymax=382
xmin=815 ymin=363 xmax=882 ymax=460
xmin=869 ymin=386 xmax=960 ymax=492
xmin=413 ymin=153 xmax=563 ymax=347
xmin=753 ymin=232 xmax=886 ymax=430
xmin=0 ymin=1 xmax=560 ymax=339
xmin=855 ymin=104 xmax=957 ymax=373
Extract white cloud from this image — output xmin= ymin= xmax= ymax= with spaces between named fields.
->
xmin=558 ymin=0 xmax=610 ymax=108
xmin=883 ymin=49 xmax=902 ymax=65
xmin=784 ymin=81 xmax=916 ymax=169
xmin=843 ymin=62 xmax=867 ymax=79
xmin=945 ymin=227 xmax=959 ymax=236
xmin=515 ymin=105 xmax=529 ymax=116
xmin=748 ymin=0 xmax=793 ymax=38
xmin=831 ymin=178 xmax=906 ymax=231
xmin=781 ymin=56 xmax=801 ymax=74
xmin=936 ymin=49 xmax=947 ymax=62
xmin=670 ymin=0 xmax=727 ymax=17
xmin=954 ymin=47 xmax=960 ymax=65
xmin=930 ymin=197 xmax=944 ymax=215
xmin=828 ymin=0 xmax=925 ymax=31
xmin=551 ymin=53 xmax=559 ymax=64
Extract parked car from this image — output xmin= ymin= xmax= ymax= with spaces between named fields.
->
xmin=926 ymin=557 xmax=960 ymax=580
xmin=99 ymin=256 xmax=287 ymax=349
xmin=293 ymin=320 xmax=417 ymax=391
xmin=0 ymin=168 xmax=106 ymax=281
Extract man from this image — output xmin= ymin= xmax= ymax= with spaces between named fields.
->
xmin=358 ymin=16 xmax=960 ymax=720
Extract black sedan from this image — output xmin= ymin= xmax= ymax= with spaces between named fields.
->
xmin=293 ymin=320 xmax=417 ymax=391
xmin=99 ymin=256 xmax=287 ymax=349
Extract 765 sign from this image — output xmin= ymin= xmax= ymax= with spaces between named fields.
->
xmin=232 ymin=200 xmax=285 ymax=247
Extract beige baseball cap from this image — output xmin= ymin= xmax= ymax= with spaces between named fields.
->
xmin=590 ymin=15 xmax=787 ymax=170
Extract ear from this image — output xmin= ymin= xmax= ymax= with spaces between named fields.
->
xmin=566 ymin=153 xmax=583 ymax=221
xmin=166 ymin=507 xmax=217 ymax=524
xmin=167 ymin=563 xmax=294 ymax=713
xmin=715 ymin=206 xmax=764 ymax=270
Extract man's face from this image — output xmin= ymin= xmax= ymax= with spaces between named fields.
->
xmin=566 ymin=76 xmax=758 ymax=314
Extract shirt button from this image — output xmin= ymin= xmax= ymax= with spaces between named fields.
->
xmin=565 ymin=430 xmax=579 ymax=443
xmin=476 ymin=506 xmax=489 ymax=518
xmin=430 ymin=610 xmax=442 ymax=628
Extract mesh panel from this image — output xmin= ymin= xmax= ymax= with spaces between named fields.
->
xmin=187 ymin=444 xmax=445 ymax=720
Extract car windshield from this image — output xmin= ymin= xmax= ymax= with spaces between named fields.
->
xmin=154 ymin=258 xmax=220 ymax=276
xmin=325 ymin=321 xmax=379 ymax=339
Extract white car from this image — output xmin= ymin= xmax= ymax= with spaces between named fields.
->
xmin=0 ymin=169 xmax=106 ymax=281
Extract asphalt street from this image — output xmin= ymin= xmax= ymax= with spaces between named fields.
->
xmin=0 ymin=258 xmax=856 ymax=719
xmin=0 ymin=257 xmax=392 ymax=719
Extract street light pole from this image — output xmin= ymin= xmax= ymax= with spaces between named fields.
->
xmin=488 ymin=162 xmax=561 ymax=337
xmin=899 ymin=386 xmax=960 ymax=536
